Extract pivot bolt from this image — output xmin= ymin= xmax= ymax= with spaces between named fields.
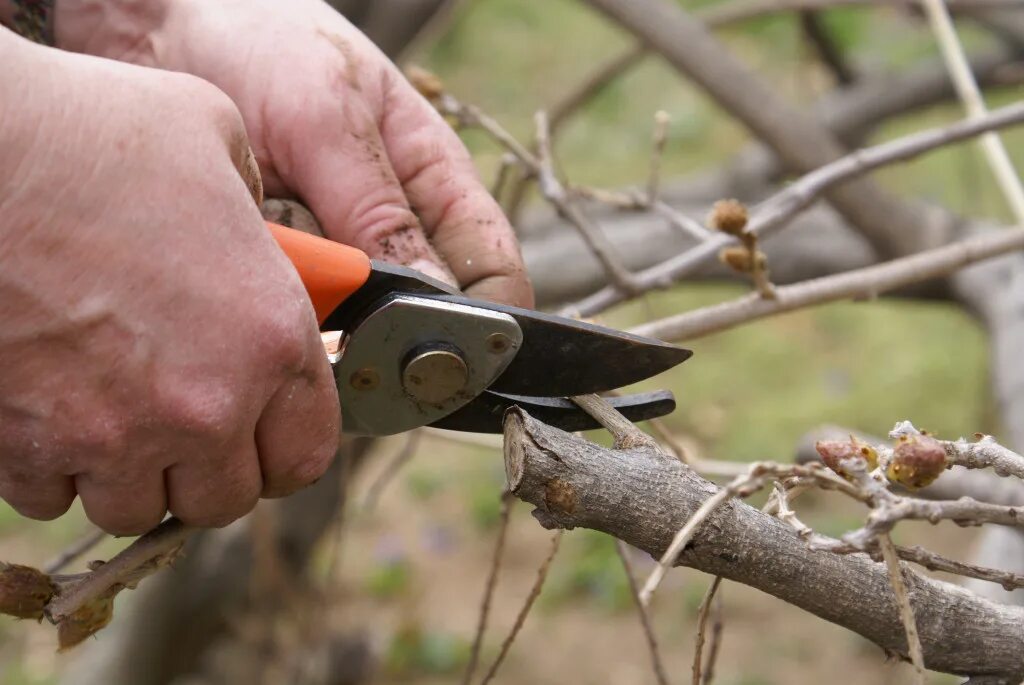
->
xmin=402 ymin=349 xmax=469 ymax=405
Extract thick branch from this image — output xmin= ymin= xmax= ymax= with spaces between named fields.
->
xmin=503 ymin=409 xmax=1024 ymax=680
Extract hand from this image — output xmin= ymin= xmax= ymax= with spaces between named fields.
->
xmin=57 ymin=0 xmax=534 ymax=308
xmin=0 ymin=33 xmax=339 ymax=534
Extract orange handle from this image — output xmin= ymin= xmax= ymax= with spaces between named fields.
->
xmin=267 ymin=222 xmax=372 ymax=326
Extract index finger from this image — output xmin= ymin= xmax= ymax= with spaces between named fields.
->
xmin=378 ymin=71 xmax=535 ymax=308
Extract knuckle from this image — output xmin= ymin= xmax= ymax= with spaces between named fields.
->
xmin=173 ymin=488 xmax=258 ymax=529
xmin=2 ymin=489 xmax=73 ymax=522
xmin=88 ymin=506 xmax=165 ymax=537
xmin=156 ymin=382 xmax=246 ymax=445
xmin=170 ymin=73 xmax=248 ymax=149
xmin=264 ymin=434 xmax=338 ymax=498
xmin=254 ymin=300 xmax=317 ymax=374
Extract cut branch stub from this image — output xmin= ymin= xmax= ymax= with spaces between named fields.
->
xmin=501 ymin=407 xmax=1024 ymax=681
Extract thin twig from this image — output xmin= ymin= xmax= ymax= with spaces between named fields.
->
xmin=702 ymin=588 xmax=725 ymax=685
xmin=640 ymin=461 xmax=868 ymax=605
xmin=360 ymin=431 xmax=423 ymax=514
xmin=879 ymin=535 xmax=926 ymax=683
xmin=490 ymin=153 xmax=517 ymax=203
xmin=646 ymin=416 xmax=695 ymax=465
xmin=571 ymin=394 xmax=659 ymax=450
xmin=566 ymin=100 xmax=1024 ymax=317
xmin=45 ymin=518 xmax=191 ymax=624
xmin=630 ymin=223 xmax=1024 ymax=342
xmin=798 ymin=10 xmax=857 ymax=85
xmin=699 ymin=0 xmax=1017 ymax=26
xmin=479 ymin=529 xmax=563 ymax=685
xmin=44 ymin=528 xmax=108 ymax=575
xmin=692 ymin=576 xmax=724 ymax=685
xmin=920 ymin=0 xmax=1024 ymax=223
xmin=461 ymin=493 xmax=515 ymax=685
xmin=616 ymin=539 xmax=671 ymax=685
xmin=534 ymin=111 xmax=639 ymax=292
xmin=646 ymin=111 xmax=671 ymax=206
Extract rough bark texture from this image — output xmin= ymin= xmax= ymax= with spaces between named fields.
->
xmin=504 ymin=408 xmax=1024 ymax=681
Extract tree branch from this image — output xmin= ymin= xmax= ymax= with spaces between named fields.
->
xmin=503 ymin=408 xmax=1024 ymax=680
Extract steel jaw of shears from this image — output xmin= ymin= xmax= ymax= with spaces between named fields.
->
xmin=268 ymin=222 xmax=692 ymax=436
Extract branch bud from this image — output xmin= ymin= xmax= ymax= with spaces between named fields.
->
xmin=886 ymin=434 xmax=947 ymax=490
xmin=719 ymin=246 xmax=767 ymax=273
xmin=708 ymin=199 xmax=748 ymax=236
xmin=815 ymin=436 xmax=878 ymax=479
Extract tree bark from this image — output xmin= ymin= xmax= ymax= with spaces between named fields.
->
xmin=504 ymin=408 xmax=1024 ymax=682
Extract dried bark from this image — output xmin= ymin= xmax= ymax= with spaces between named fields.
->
xmin=504 ymin=408 xmax=1024 ymax=681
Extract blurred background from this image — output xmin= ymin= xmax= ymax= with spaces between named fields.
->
xmin=3 ymin=1 xmax=1023 ymax=683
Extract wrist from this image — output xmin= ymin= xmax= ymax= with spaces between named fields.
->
xmin=53 ymin=0 xmax=167 ymax=61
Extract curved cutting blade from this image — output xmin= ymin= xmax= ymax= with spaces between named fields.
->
xmin=429 ymin=390 xmax=677 ymax=433
xmin=433 ymin=297 xmax=692 ymax=397
xmin=326 ymin=263 xmax=691 ymax=400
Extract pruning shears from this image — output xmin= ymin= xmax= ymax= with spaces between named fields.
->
xmin=268 ymin=222 xmax=692 ymax=436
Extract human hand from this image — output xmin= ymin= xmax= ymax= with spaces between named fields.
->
xmin=57 ymin=0 xmax=534 ymax=307
xmin=0 ymin=32 xmax=339 ymax=534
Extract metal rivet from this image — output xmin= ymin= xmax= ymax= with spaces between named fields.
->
xmin=402 ymin=349 xmax=469 ymax=405
xmin=350 ymin=368 xmax=380 ymax=391
xmin=486 ymin=332 xmax=513 ymax=354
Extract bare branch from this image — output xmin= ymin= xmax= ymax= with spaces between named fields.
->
xmin=700 ymin=0 xmax=1020 ymax=26
xmin=461 ymin=493 xmax=514 ymax=685
xmin=478 ymin=529 xmax=563 ymax=685
xmin=692 ymin=576 xmax=724 ymax=685
xmin=359 ymin=431 xmax=423 ymax=514
xmin=534 ymin=111 xmax=639 ymax=292
xmin=616 ymin=539 xmax=671 ymax=685
xmin=568 ymin=100 xmax=1024 ymax=317
xmin=503 ymin=409 xmax=1024 ymax=680
xmin=46 ymin=518 xmax=191 ymax=624
xmin=632 ymin=224 xmax=1024 ymax=342
xmin=44 ymin=529 xmax=108 ymax=575
xmin=571 ymin=394 xmax=659 ymax=450
xmin=921 ymin=0 xmax=1024 ymax=222
xmin=879 ymin=535 xmax=926 ymax=683
xmin=585 ymin=0 xmax=933 ymax=262
xmin=798 ymin=10 xmax=858 ymax=85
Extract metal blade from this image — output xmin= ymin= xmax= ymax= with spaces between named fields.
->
xmin=446 ymin=299 xmax=692 ymax=396
xmin=327 ymin=265 xmax=690 ymax=399
xmin=428 ymin=390 xmax=676 ymax=433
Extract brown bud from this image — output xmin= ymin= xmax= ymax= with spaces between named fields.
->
xmin=405 ymin=65 xmax=445 ymax=101
xmin=708 ymin=199 xmax=749 ymax=236
xmin=886 ymin=434 xmax=947 ymax=490
xmin=719 ymin=246 xmax=766 ymax=274
xmin=58 ymin=592 xmax=117 ymax=651
xmin=815 ymin=436 xmax=878 ymax=478
xmin=0 ymin=563 xmax=56 ymax=620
